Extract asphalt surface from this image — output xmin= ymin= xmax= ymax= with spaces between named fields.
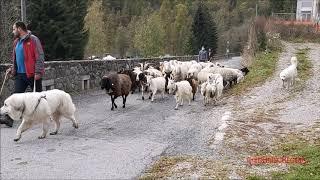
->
xmin=0 ymin=84 xmax=230 ymax=179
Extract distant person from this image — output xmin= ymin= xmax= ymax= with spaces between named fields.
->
xmin=208 ymin=48 xmax=212 ymax=59
xmin=0 ymin=21 xmax=45 ymax=127
xmin=198 ymin=46 xmax=208 ymax=62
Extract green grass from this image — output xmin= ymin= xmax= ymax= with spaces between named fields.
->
xmin=287 ymin=37 xmax=320 ymax=44
xmin=296 ymin=48 xmax=312 ymax=82
xmin=246 ymin=135 xmax=320 ymax=180
xmin=271 ymin=140 xmax=320 ymax=179
xmin=227 ymin=50 xmax=281 ymax=96
xmin=247 ymin=175 xmax=266 ymax=180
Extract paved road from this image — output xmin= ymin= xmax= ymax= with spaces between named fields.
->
xmin=1 ymin=90 xmax=232 ymax=179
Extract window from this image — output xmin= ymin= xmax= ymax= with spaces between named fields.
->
xmin=301 ymin=11 xmax=312 ymax=21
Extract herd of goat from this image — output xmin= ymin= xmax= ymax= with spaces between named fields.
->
xmin=100 ymin=59 xmax=250 ymax=110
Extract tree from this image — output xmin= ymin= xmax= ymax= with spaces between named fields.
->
xmin=115 ymin=25 xmax=129 ymax=58
xmin=134 ymin=13 xmax=165 ymax=57
xmin=159 ymin=0 xmax=174 ymax=54
xmin=27 ymin=0 xmax=88 ymax=60
xmin=0 ymin=0 xmax=20 ymax=63
xmin=84 ymin=0 xmax=109 ymax=57
xmin=174 ymin=3 xmax=192 ymax=55
xmin=189 ymin=1 xmax=218 ymax=55
xmin=270 ymin=0 xmax=296 ymax=13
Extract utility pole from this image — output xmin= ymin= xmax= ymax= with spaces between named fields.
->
xmin=21 ymin=0 xmax=26 ymax=22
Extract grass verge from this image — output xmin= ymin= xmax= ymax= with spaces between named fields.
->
xmin=272 ymin=135 xmax=320 ymax=179
xmin=293 ymin=48 xmax=312 ymax=92
xmin=247 ymin=128 xmax=320 ymax=180
xmin=140 ymin=156 xmax=228 ymax=179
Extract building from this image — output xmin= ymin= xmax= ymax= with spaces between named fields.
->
xmin=296 ymin=0 xmax=320 ymax=22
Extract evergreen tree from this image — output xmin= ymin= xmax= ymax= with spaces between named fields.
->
xmin=189 ymin=1 xmax=218 ymax=55
xmin=115 ymin=25 xmax=129 ymax=58
xmin=27 ymin=0 xmax=88 ymax=60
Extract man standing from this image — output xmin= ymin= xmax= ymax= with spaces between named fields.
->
xmin=0 ymin=21 xmax=45 ymax=127
xmin=198 ymin=46 xmax=208 ymax=62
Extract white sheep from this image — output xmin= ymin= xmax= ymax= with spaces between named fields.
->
xmin=197 ymin=67 xmax=217 ymax=84
xmin=199 ymin=61 xmax=214 ymax=69
xmin=143 ymin=75 xmax=166 ymax=102
xmin=280 ymin=56 xmax=298 ymax=89
xmin=171 ymin=62 xmax=189 ymax=81
xmin=187 ymin=63 xmax=202 ymax=79
xmin=211 ymin=67 xmax=244 ymax=87
xmin=145 ymin=67 xmax=163 ymax=78
xmin=208 ymin=73 xmax=224 ymax=102
xmin=200 ymin=82 xmax=216 ymax=105
xmin=161 ymin=61 xmax=175 ymax=74
xmin=167 ymin=79 xmax=193 ymax=110
xmin=200 ymin=73 xmax=224 ymax=105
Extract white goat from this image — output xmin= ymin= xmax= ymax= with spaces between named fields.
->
xmin=144 ymin=75 xmax=166 ymax=102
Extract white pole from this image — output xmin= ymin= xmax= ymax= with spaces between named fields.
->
xmin=21 ymin=0 xmax=26 ymax=22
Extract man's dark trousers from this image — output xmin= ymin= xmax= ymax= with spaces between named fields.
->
xmin=14 ymin=73 xmax=42 ymax=93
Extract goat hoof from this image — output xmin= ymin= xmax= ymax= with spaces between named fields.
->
xmin=111 ymin=107 xmax=114 ymax=111
xmin=142 ymin=96 xmax=145 ymax=100
xmin=174 ymin=107 xmax=178 ymax=110
xmin=13 ymin=137 xmax=20 ymax=142
xmin=149 ymin=96 xmax=151 ymax=99
xmin=50 ymin=131 xmax=58 ymax=135
xmin=122 ymin=105 xmax=125 ymax=108
xmin=73 ymin=123 xmax=79 ymax=129
xmin=38 ymin=135 xmax=46 ymax=139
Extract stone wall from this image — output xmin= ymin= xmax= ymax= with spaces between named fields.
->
xmin=0 ymin=56 xmax=198 ymax=104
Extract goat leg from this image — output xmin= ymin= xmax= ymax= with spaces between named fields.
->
xmin=141 ymin=85 xmax=145 ymax=100
xmin=111 ymin=95 xmax=115 ymax=111
xmin=122 ymin=95 xmax=127 ymax=108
